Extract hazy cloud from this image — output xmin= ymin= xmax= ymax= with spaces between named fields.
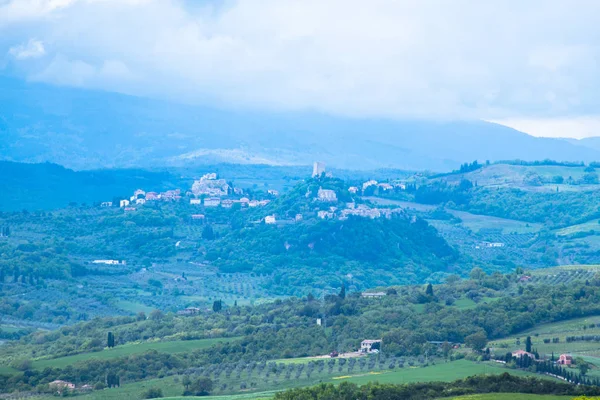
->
xmin=1 ymin=0 xmax=600 ymax=136
xmin=8 ymin=39 xmax=46 ymax=60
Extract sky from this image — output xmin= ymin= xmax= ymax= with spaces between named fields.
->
xmin=1 ymin=0 xmax=600 ymax=138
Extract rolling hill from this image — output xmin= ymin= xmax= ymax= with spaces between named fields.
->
xmin=2 ymin=76 xmax=600 ymax=171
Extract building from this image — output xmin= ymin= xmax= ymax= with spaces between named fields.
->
xmin=362 ymin=180 xmax=378 ymax=190
xmin=135 ymin=198 xmax=146 ymax=205
xmin=239 ymin=197 xmax=250 ymax=206
xmin=317 ymin=188 xmax=337 ymax=202
xmin=348 ymin=186 xmax=359 ymax=194
xmin=49 ymin=380 xmax=75 ymax=392
xmin=222 ymin=199 xmax=234 ymax=208
xmin=119 ymin=199 xmax=130 ymax=207
xmin=361 ymin=292 xmax=387 ymax=298
xmin=133 ymin=189 xmax=146 ymax=198
xmin=204 ymin=198 xmax=221 ymax=207
xmin=312 ymin=161 xmax=326 ymax=178
xmin=378 ymin=183 xmax=393 ymax=191
xmin=360 ymin=339 xmax=382 ymax=353
xmin=191 ymin=175 xmax=229 ymax=197
xmin=268 ymin=189 xmax=279 ymax=196
xmin=295 ymin=214 xmax=303 ymax=222
xmin=190 ymin=198 xmax=201 ymax=205
xmin=264 ymin=215 xmax=276 ymax=224
xmin=100 ymin=201 xmax=113 ymax=207
xmin=191 ymin=214 xmax=205 ymax=222
xmin=558 ymin=354 xmax=573 ymax=365
xmin=177 ymin=307 xmax=201 ymax=316
xmin=146 ymin=192 xmax=159 ymax=201
xmin=512 ymin=350 xmax=535 ymax=359
xmin=92 ymin=260 xmax=126 ymax=265
xmin=318 ymin=210 xmax=334 ymax=219
xmin=124 ymin=207 xmax=136 ymax=212
xmin=234 ymin=187 xmax=244 ymax=195
xmin=248 ymin=200 xmax=260 ymax=207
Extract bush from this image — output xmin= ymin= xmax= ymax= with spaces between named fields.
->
xmin=142 ymin=387 xmax=164 ymax=399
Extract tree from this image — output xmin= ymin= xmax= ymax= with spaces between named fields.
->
xmin=469 ymin=267 xmax=485 ymax=281
xmin=185 ymin=377 xmax=213 ymax=396
xmin=213 ymin=300 xmax=222 ymax=312
xmin=202 ymin=225 xmax=215 ymax=240
xmin=107 ymin=331 xmax=115 ymax=348
xmin=525 ymin=336 xmax=532 ymax=353
xmin=425 ymin=283 xmax=434 ymax=296
xmin=465 ymin=331 xmax=488 ymax=352
xmin=338 ymin=284 xmax=346 ymax=300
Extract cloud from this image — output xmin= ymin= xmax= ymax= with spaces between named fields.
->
xmin=1 ymin=0 xmax=600 ymax=132
xmin=8 ymin=39 xmax=46 ymax=60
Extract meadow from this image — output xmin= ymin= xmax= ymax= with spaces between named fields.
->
xmin=31 ymin=337 xmax=239 ymax=370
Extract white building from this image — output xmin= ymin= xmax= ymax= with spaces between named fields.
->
xmin=317 ymin=188 xmax=337 ymax=202
xmin=360 ymin=339 xmax=382 ymax=353
xmin=190 ymin=198 xmax=201 ymax=205
xmin=136 ymin=198 xmax=146 ymax=205
xmin=361 ymin=292 xmax=387 ymax=298
xmin=312 ymin=161 xmax=326 ymax=177
xmin=100 ymin=202 xmax=113 ymax=207
xmin=318 ymin=210 xmax=334 ymax=219
xmin=204 ymin=198 xmax=221 ymax=207
xmin=92 ymin=260 xmax=126 ymax=265
xmin=268 ymin=189 xmax=279 ymax=196
xmin=134 ymin=189 xmax=146 ymax=198
xmin=348 ymin=186 xmax=359 ymax=194
xmin=362 ymin=180 xmax=378 ymax=190
xmin=264 ymin=215 xmax=276 ymax=224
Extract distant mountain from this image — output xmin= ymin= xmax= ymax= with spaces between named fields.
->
xmin=2 ymin=76 xmax=600 ymax=171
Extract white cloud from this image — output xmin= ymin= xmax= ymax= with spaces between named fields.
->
xmin=492 ymin=117 xmax=600 ymax=139
xmin=1 ymin=0 xmax=600 ymax=136
xmin=8 ymin=39 xmax=46 ymax=59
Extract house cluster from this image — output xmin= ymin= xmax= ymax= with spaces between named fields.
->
xmin=318 ymin=203 xmax=404 ymax=221
xmin=119 ymin=188 xmax=182 ymax=208
xmin=92 ymin=259 xmax=126 ymax=265
xmin=510 ymin=350 xmax=574 ymax=366
xmin=475 ymin=241 xmax=505 ymax=249
xmin=48 ymin=380 xmax=92 ymax=395
xmin=191 ymin=173 xmax=230 ymax=197
xmin=348 ymin=180 xmax=407 ymax=194
xmin=193 ymin=197 xmax=271 ymax=208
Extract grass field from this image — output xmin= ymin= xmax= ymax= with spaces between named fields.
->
xmin=448 ymin=210 xmax=541 ymax=234
xmin=445 ymin=395 xmax=573 ymax=400
xmin=555 ymin=220 xmax=600 ymax=236
xmin=35 ymin=360 xmax=552 ymax=400
xmin=32 ymin=337 xmax=238 ymax=370
xmin=115 ymin=300 xmax=156 ymax=314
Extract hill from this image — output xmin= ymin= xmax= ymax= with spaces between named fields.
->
xmin=2 ymin=77 xmax=600 ymax=171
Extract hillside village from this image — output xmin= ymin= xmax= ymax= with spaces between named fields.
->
xmin=100 ymin=162 xmax=412 ymax=226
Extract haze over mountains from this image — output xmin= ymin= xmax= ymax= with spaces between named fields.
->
xmin=2 ymin=77 xmax=600 ymax=172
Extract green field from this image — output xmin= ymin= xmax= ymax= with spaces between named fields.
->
xmin=445 ymin=395 xmax=573 ymax=400
xmin=35 ymin=360 xmax=551 ymax=400
xmin=555 ymin=220 xmax=600 ymax=236
xmin=449 ymin=210 xmax=541 ymax=234
xmin=32 ymin=337 xmax=238 ymax=370
xmin=115 ymin=300 xmax=156 ymax=314
xmin=335 ymin=359 xmax=544 ymax=385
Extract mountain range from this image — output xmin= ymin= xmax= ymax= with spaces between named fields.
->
xmin=2 ymin=76 xmax=600 ymax=171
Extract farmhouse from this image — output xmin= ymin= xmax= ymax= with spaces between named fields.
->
xmin=348 ymin=186 xmax=359 ymax=194
xmin=558 ymin=354 xmax=573 ymax=365
xmin=49 ymin=380 xmax=75 ymax=393
xmin=264 ymin=215 xmax=276 ymax=224
xmin=360 ymin=339 xmax=382 ymax=353
xmin=190 ymin=198 xmax=201 ymax=205
xmin=119 ymin=199 xmax=130 ymax=207
xmin=92 ymin=260 xmax=126 ymax=265
xmin=361 ymin=291 xmax=386 ymax=298
xmin=177 ymin=307 xmax=201 ymax=316
xmin=512 ymin=350 xmax=535 ymax=359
